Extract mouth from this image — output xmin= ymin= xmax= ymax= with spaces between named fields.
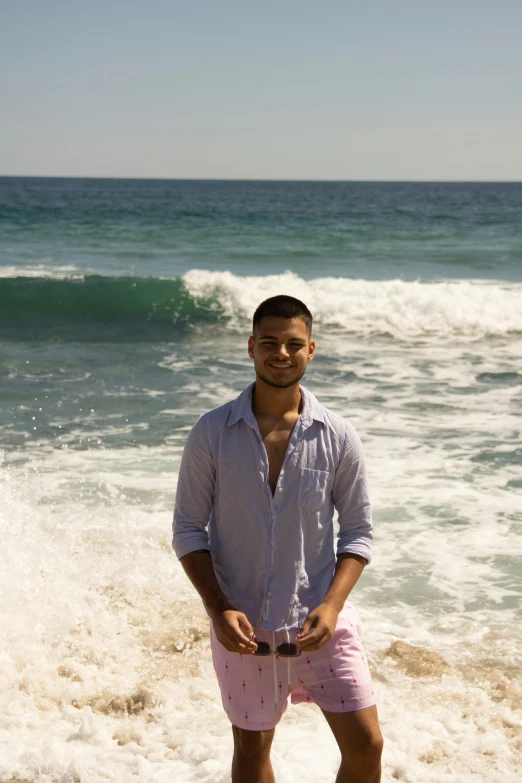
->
xmin=268 ymin=363 xmax=293 ymax=371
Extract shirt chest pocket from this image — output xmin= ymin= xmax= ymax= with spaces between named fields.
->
xmin=297 ymin=468 xmax=330 ymax=511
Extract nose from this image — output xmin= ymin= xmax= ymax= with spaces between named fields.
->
xmin=273 ymin=343 xmax=290 ymax=359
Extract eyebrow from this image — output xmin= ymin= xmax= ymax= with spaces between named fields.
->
xmin=259 ymin=335 xmax=307 ymax=342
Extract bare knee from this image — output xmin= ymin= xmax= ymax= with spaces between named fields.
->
xmin=232 ymin=725 xmax=275 ymax=761
xmin=344 ymin=728 xmax=383 ymax=767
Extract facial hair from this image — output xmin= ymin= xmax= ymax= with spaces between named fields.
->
xmin=254 ymin=362 xmax=308 ymax=389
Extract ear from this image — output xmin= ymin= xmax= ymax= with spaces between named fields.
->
xmin=307 ymin=339 xmax=316 ymax=363
xmin=248 ymin=335 xmax=255 ymax=359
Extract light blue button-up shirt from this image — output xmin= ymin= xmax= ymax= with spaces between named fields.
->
xmin=172 ymin=382 xmax=373 ymax=631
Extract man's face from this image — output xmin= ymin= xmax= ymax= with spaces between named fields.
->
xmin=248 ymin=316 xmax=315 ymax=389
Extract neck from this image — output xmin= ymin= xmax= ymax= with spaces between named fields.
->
xmin=252 ymin=378 xmax=302 ymax=418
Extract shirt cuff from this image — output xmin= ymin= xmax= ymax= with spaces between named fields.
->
xmin=172 ymin=532 xmax=211 ymax=560
xmin=336 ymin=538 xmax=372 ymax=565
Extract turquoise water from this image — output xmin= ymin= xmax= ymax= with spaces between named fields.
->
xmin=1 ymin=178 xmax=521 ymax=456
xmin=1 ymin=178 xmax=521 ymax=780
xmin=2 ymin=178 xmax=522 ymax=282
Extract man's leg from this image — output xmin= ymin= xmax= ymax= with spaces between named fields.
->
xmin=321 ymin=705 xmax=383 ymax=783
xmin=231 ymin=725 xmax=276 ymax=783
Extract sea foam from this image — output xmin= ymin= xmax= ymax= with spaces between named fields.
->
xmin=183 ymin=269 xmax=522 ymax=339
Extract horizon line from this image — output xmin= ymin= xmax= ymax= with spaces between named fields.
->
xmin=1 ymin=174 xmax=521 ymax=185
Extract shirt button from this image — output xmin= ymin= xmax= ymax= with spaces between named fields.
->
xmin=270 ymin=540 xmax=275 ymax=545
xmin=269 ymin=567 xmax=274 ymax=571
xmin=268 ymin=591 xmax=272 ymax=596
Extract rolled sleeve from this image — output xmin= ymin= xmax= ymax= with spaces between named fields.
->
xmin=332 ymin=422 xmax=373 ymax=564
xmin=172 ymin=414 xmax=215 ymax=560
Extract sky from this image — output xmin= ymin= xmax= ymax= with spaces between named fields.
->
xmin=1 ymin=0 xmax=521 ymax=180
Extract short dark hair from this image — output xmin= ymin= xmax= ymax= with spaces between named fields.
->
xmin=252 ymin=295 xmax=313 ymax=336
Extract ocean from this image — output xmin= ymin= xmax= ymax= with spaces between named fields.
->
xmin=1 ymin=177 xmax=521 ymax=782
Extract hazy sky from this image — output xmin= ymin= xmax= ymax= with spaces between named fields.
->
xmin=1 ymin=0 xmax=521 ymax=180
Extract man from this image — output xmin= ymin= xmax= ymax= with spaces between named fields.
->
xmin=173 ymin=295 xmax=383 ymax=783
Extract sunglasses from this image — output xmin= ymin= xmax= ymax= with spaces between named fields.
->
xmin=251 ymin=637 xmax=301 ymax=658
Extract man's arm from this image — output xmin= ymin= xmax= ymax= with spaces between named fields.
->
xmin=173 ymin=417 xmax=257 ymax=654
xmin=332 ymin=422 xmax=373 ymax=563
xmin=179 ymin=550 xmax=257 ymax=653
xmin=296 ymin=553 xmax=366 ymax=651
xmin=172 ymin=416 xmax=215 ymax=559
xmin=323 ymin=552 xmax=367 ymax=611
xmin=297 ymin=422 xmax=372 ymax=651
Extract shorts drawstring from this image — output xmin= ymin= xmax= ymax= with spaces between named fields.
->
xmin=286 ymin=628 xmax=291 ymax=695
xmin=272 ymin=631 xmax=278 ymax=707
xmin=273 ymin=629 xmax=293 ymax=708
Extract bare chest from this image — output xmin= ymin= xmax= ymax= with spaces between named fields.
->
xmin=256 ymin=416 xmax=298 ymax=495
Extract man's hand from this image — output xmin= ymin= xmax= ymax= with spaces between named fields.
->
xmin=179 ymin=551 xmax=257 ymax=654
xmin=211 ymin=609 xmax=258 ymax=654
xmin=296 ymin=603 xmax=340 ymax=652
xmin=296 ymin=554 xmax=365 ymax=651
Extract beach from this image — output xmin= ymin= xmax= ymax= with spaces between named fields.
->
xmin=1 ymin=178 xmax=521 ymax=781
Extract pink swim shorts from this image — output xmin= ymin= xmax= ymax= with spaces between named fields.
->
xmin=209 ymin=602 xmax=376 ymax=731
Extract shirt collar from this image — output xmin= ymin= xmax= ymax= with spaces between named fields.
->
xmin=227 ymin=382 xmax=325 ymax=427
